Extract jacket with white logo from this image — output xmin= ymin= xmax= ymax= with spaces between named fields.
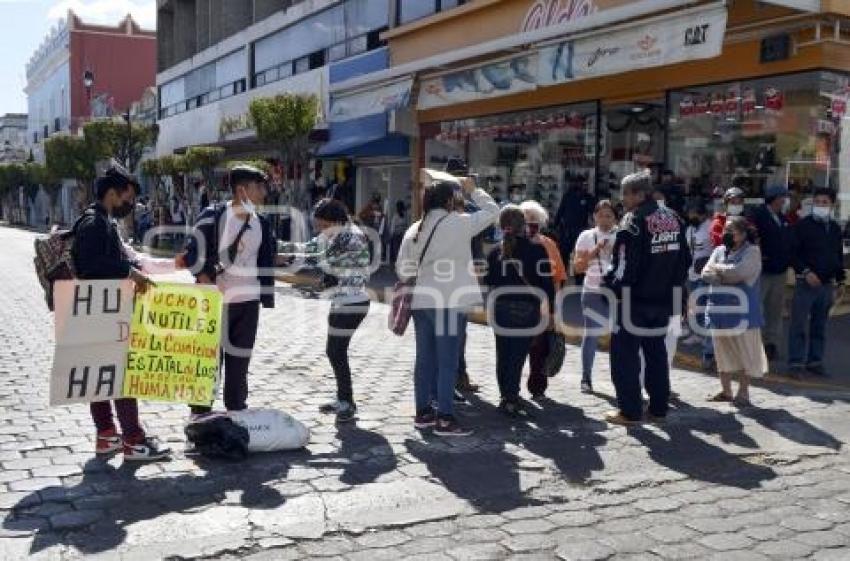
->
xmin=604 ymin=200 xmax=691 ymax=313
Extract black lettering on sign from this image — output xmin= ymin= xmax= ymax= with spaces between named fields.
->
xmin=685 ymin=24 xmax=710 ymax=46
xmin=67 ymin=366 xmax=89 ymax=398
xmin=73 ymin=284 xmax=93 ymax=316
xmin=103 ymin=287 xmax=122 ymax=314
xmin=96 ymin=365 xmax=116 ymax=396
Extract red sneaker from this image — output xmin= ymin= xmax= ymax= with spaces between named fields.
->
xmin=123 ymin=435 xmax=171 ymax=462
xmin=95 ymin=428 xmax=123 ymax=455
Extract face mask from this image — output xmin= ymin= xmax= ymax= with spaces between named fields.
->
xmin=727 ymin=204 xmax=743 ymax=216
xmin=113 ymin=202 xmax=134 ymax=219
xmin=510 ymin=195 xmax=523 ymax=204
xmin=241 ymin=196 xmax=256 ymax=215
xmin=812 ymin=206 xmax=832 ymax=221
xmin=688 ymin=217 xmax=702 ymax=227
xmin=722 ymin=232 xmax=735 ymax=250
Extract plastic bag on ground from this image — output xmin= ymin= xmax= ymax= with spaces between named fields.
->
xmin=228 ymin=409 xmax=310 ymax=452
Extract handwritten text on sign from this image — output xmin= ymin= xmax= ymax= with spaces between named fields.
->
xmin=123 ymin=283 xmax=223 ymax=406
xmin=50 ymin=280 xmax=133 ymax=405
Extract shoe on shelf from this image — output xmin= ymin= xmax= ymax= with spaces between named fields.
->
xmin=604 ymin=410 xmax=641 ymax=426
xmin=433 ymin=416 xmax=473 ymax=437
xmin=123 ymin=436 xmax=171 ymax=462
xmin=95 ymin=428 xmax=123 ymax=455
xmin=580 ymin=380 xmax=593 ymax=394
xmin=414 ymin=410 xmax=437 ymax=429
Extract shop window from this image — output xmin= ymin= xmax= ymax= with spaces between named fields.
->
xmin=600 ymin=100 xmax=666 ymax=199
xmin=424 ymin=102 xmax=599 ymax=217
xmin=668 ymin=71 xmax=848 ymax=219
xmin=398 ymin=0 xmax=436 ymax=25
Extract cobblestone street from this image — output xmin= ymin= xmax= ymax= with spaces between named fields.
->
xmin=2 ymin=226 xmax=850 ymax=560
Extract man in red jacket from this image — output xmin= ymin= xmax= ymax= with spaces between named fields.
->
xmin=709 ymin=187 xmax=745 ymax=247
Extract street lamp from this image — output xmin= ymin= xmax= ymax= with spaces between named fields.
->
xmin=123 ymin=109 xmax=132 ymax=170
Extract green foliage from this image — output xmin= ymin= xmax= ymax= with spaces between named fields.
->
xmin=44 ymin=135 xmax=95 ymax=183
xmin=158 ymin=154 xmax=189 ymax=178
xmin=82 ymin=119 xmax=158 ymax=172
xmin=139 ymin=158 xmax=162 ymax=180
xmin=185 ymin=146 xmax=225 ymax=187
xmin=249 ymin=94 xmax=318 ymax=160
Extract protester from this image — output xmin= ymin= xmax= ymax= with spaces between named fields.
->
xmin=554 ymin=181 xmax=595 ymax=280
xmin=603 ymin=170 xmax=691 ymax=425
xmin=683 ymin=199 xmax=716 ymax=370
xmin=748 ymin=185 xmax=792 ymax=361
xmin=573 ymin=200 xmax=618 ymax=393
xmin=787 ymin=188 xmax=846 ymax=377
xmin=396 ymin=176 xmax=498 ymax=436
xmin=279 ymin=199 xmax=371 ymax=422
xmin=519 ymin=200 xmax=566 ymax=399
xmin=72 ymin=163 xmax=171 ymax=461
xmin=702 ymin=216 xmax=768 ymax=406
xmin=710 ymin=187 xmax=745 ymax=247
xmin=183 ymin=165 xmax=277 ymax=415
xmin=484 ymin=206 xmax=554 ymax=417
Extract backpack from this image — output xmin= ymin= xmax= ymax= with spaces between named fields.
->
xmin=33 ymin=211 xmax=91 ymax=311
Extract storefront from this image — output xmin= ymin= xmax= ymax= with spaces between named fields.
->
xmin=378 ymin=0 xmax=850 ymax=222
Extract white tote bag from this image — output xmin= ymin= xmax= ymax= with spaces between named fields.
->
xmin=228 ymin=409 xmax=310 ymax=452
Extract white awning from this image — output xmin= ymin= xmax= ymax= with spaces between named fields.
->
xmin=329 ymin=78 xmax=413 ymax=122
xmin=331 ymin=0 xmax=704 ymax=96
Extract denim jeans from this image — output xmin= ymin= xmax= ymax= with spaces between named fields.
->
xmin=412 ymin=308 xmax=466 ymax=417
xmin=493 ymin=300 xmax=542 ymax=402
xmin=580 ymin=291 xmax=611 ymax=382
xmin=788 ymin=280 xmax=834 ymax=366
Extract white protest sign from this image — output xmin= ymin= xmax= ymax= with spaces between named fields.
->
xmin=50 ymin=280 xmax=133 ymax=405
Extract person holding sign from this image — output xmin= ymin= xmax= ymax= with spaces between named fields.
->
xmin=279 ymin=198 xmax=371 ymax=423
xmin=72 ymin=163 xmax=171 ymax=461
xmin=183 ymin=165 xmax=277 ymax=415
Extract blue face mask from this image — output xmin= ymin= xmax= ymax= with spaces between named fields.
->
xmin=812 ymin=206 xmax=831 ymax=221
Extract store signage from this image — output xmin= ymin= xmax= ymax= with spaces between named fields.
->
xmin=330 ymin=78 xmax=413 ymax=122
xmin=521 ymin=0 xmax=599 ymax=32
xmin=538 ymin=5 xmax=727 ymax=85
xmin=433 ymin=111 xmax=585 ymax=142
xmin=678 ymin=86 xmax=783 ymax=121
xmin=418 ymin=54 xmax=538 ymax=110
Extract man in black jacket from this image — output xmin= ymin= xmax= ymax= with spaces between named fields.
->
xmin=748 ymin=185 xmax=792 ymax=361
xmin=183 ymin=165 xmax=276 ymax=414
xmin=787 ymin=188 xmax=846 ymax=376
xmin=72 ymin=163 xmax=171 ymax=461
xmin=604 ymin=170 xmax=691 ymax=425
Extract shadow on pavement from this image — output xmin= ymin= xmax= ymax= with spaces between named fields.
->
xmin=306 ymin=424 xmax=398 ymax=486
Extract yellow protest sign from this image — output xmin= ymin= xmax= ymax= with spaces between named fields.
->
xmin=123 ymin=283 xmax=223 ymax=406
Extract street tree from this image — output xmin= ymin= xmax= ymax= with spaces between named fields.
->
xmin=82 ymin=119 xmax=159 ymax=173
xmin=44 ymin=135 xmax=96 ymax=209
xmin=185 ymin=146 xmax=225 ymax=190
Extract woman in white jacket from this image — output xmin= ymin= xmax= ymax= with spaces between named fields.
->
xmin=396 ymin=177 xmax=498 ymax=436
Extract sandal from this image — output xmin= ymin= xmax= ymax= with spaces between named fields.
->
xmin=707 ymin=392 xmax=733 ymax=403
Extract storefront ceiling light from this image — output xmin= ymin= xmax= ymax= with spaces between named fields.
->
xmin=331 ymin=0 xmax=706 ymax=96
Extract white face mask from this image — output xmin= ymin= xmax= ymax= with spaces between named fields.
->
xmin=727 ymin=204 xmax=743 ymax=216
xmin=812 ymin=205 xmax=832 ymax=220
xmin=241 ymin=197 xmax=256 ymax=215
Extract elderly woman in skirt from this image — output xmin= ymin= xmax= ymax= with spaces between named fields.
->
xmin=702 ymin=216 xmax=768 ymax=407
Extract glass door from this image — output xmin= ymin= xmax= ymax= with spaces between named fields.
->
xmin=599 ymin=99 xmax=666 ymax=199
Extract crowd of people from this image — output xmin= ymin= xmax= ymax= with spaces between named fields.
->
xmin=69 ymin=159 xmax=846 ymax=460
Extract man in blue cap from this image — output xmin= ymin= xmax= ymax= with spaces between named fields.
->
xmin=748 ymin=185 xmax=792 ymax=361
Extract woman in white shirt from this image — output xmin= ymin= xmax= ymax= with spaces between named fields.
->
xmin=396 ymin=177 xmax=498 ymax=436
xmin=572 ymin=200 xmax=618 ymax=393
xmin=683 ymin=200 xmax=716 ymax=369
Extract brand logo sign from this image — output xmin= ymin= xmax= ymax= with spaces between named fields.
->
xmin=521 ymin=0 xmax=599 ymax=32
xmin=539 ymin=5 xmax=727 ymax=84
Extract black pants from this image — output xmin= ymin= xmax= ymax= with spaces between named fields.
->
xmin=610 ymin=302 xmax=670 ymax=421
xmin=192 ymin=300 xmax=260 ymax=414
xmin=327 ymin=301 xmax=370 ymax=404
xmin=493 ymin=300 xmax=541 ymax=402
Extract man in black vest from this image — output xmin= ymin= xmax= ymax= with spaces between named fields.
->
xmin=747 ymin=185 xmax=792 ymax=361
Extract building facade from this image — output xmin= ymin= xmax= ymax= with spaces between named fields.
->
xmin=331 ymin=0 xmax=850 ymax=223
xmin=25 ymin=11 xmax=156 ymax=158
xmin=0 ymin=114 xmax=28 ymax=163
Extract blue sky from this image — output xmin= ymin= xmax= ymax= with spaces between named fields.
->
xmin=0 ymin=0 xmax=155 ymax=115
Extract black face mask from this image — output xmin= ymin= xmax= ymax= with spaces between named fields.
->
xmin=722 ymin=232 xmax=735 ymax=250
xmin=113 ymin=202 xmax=134 ymax=219
xmin=688 ymin=217 xmax=702 ymax=227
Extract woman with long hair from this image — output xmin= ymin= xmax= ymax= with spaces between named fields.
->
xmin=572 ymin=200 xmax=618 ymax=393
xmin=397 ymin=177 xmax=498 ymax=436
xmin=279 ymin=198 xmax=372 ymax=422
xmin=702 ymin=216 xmax=768 ymax=407
xmin=484 ymin=206 xmax=555 ymax=417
